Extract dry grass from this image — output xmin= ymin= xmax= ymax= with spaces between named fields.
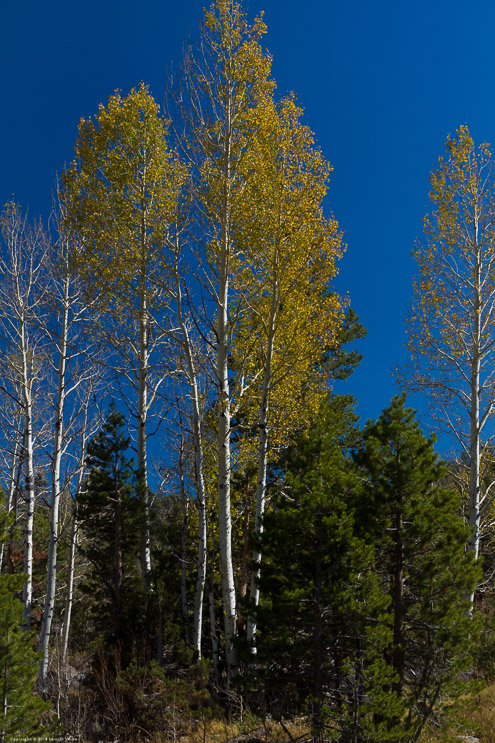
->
xmin=416 ymin=681 xmax=495 ymax=743
xmin=178 ymin=682 xmax=495 ymax=743
xmin=177 ymin=714 xmax=310 ymax=743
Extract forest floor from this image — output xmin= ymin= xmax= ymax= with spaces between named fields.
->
xmin=415 ymin=681 xmax=495 ymax=742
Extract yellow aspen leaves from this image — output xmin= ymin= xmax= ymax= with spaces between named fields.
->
xmin=62 ymin=83 xmax=187 ymax=312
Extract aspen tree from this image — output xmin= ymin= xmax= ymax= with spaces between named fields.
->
xmin=62 ymin=84 xmax=187 ymax=589
xmin=148 ymin=208 xmax=211 ymax=658
xmin=170 ymin=257 xmax=209 ymax=659
xmin=230 ymin=95 xmax=344 ymax=652
xmin=38 ymin=213 xmax=103 ymax=687
xmin=407 ymin=126 xmax=495 ymax=563
xmin=177 ymin=0 xmax=277 ymax=675
xmin=0 ymin=204 xmax=48 ymax=629
xmin=177 ymin=0 xmax=347 ymax=669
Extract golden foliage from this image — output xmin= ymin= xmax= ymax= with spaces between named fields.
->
xmin=407 ymin=126 xmax=495 ymax=398
xmin=62 ymin=83 xmax=187 ymax=318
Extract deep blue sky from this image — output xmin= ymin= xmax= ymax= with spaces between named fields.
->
xmin=2 ymin=0 xmax=493 ymax=455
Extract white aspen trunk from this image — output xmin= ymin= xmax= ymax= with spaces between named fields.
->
xmin=217 ymin=86 xmax=238 ymax=675
xmin=217 ymin=288 xmax=237 ymax=675
xmin=469 ymin=214 xmax=481 ymax=562
xmin=22 ymin=409 xmax=35 ymax=631
xmin=0 ymin=206 xmax=47 ymax=633
xmin=469 ymin=368 xmax=481 ymax=560
xmin=178 ymin=436 xmax=189 ymax=628
xmin=246 ymin=287 xmax=278 ymax=653
xmin=193 ymin=479 xmax=207 ymax=658
xmin=138 ymin=241 xmax=152 ymax=591
xmin=62 ymin=408 xmax=88 ymax=668
xmin=192 ymin=420 xmax=207 ymax=659
xmin=178 ymin=4 xmax=277 ymax=676
xmin=39 ymin=265 xmax=69 ymax=687
xmin=174 ymin=269 xmax=208 ymax=659
xmin=20 ymin=314 xmax=35 ymax=631
xmin=61 ymin=510 xmax=77 ymax=668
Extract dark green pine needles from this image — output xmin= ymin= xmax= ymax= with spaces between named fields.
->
xmin=256 ymin=394 xmax=479 ymax=742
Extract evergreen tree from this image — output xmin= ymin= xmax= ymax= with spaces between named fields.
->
xmin=257 ymin=396 xmax=398 ymax=742
xmin=257 ymin=395 xmax=479 ymax=742
xmin=0 ymin=512 xmax=50 ymax=740
xmin=76 ymin=404 xmax=142 ymax=658
xmin=354 ymin=395 xmax=480 ymax=740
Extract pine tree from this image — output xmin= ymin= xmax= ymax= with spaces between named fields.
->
xmin=76 ymin=404 xmax=142 ymax=658
xmin=257 ymin=395 xmax=479 ymax=742
xmin=354 ymin=395 xmax=480 ymax=740
xmin=257 ymin=396 xmax=397 ymax=742
xmin=0 ymin=513 xmax=50 ymax=740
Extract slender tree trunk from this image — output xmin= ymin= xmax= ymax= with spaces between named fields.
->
xmin=247 ymin=287 xmax=278 ymax=652
xmin=61 ymin=408 xmax=88 ymax=667
xmin=61 ymin=509 xmax=77 ymax=669
xmin=216 ymin=81 xmax=238 ymax=679
xmin=193 ymin=479 xmax=207 ymax=658
xmin=22 ymin=424 xmax=35 ymax=631
xmin=217 ymin=269 xmax=237 ymax=674
xmin=20 ymin=316 xmax=35 ymax=631
xmin=174 ymin=267 xmax=208 ymax=659
xmin=178 ymin=436 xmax=189 ymax=636
xmin=138 ymin=253 xmax=152 ymax=591
xmin=469 ymin=222 xmax=481 ymax=563
xmin=39 ymin=266 xmax=69 ymax=687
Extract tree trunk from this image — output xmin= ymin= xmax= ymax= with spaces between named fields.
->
xmin=469 ymin=217 xmax=481 ymax=563
xmin=61 ymin=407 xmax=89 ymax=667
xmin=178 ymin=436 xmax=189 ymax=637
xmin=216 ymin=78 xmax=238 ymax=679
xmin=247 ymin=287 xmax=278 ymax=653
xmin=61 ymin=509 xmax=77 ymax=669
xmin=20 ymin=318 xmax=35 ymax=631
xmin=138 ymin=254 xmax=152 ymax=591
xmin=217 ymin=257 xmax=237 ymax=676
xmin=39 ymin=265 xmax=69 ymax=687
xmin=174 ymin=264 xmax=208 ymax=659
